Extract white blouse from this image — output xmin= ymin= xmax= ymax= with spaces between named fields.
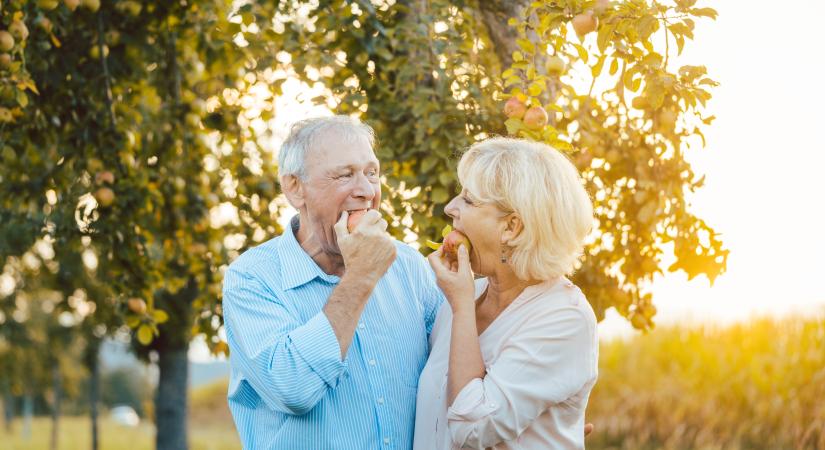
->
xmin=413 ymin=277 xmax=598 ymax=450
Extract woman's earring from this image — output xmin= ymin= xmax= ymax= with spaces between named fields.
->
xmin=500 ymin=247 xmax=507 ymax=263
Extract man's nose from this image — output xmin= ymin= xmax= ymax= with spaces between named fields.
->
xmin=351 ymin=173 xmax=375 ymax=199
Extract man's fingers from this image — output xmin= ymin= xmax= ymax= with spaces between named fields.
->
xmin=356 ymin=209 xmax=385 ymax=234
xmin=584 ymin=423 xmax=594 ymax=437
xmin=334 ymin=211 xmax=349 ymax=238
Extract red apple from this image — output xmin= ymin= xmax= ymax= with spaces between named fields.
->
xmin=441 ymin=230 xmax=471 ymax=261
xmin=95 ymin=170 xmax=115 ymax=185
xmin=0 ymin=32 xmax=14 ymax=53
xmin=347 ymin=210 xmax=368 ymax=233
xmin=127 ymin=297 xmax=147 ymax=314
xmin=572 ymin=13 xmax=598 ymax=36
xmin=503 ymin=97 xmax=527 ymax=119
xmin=94 ymin=187 xmax=115 ymax=207
xmin=523 ymin=106 xmax=549 ymax=130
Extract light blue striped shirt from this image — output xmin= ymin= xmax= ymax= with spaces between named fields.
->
xmin=222 ymin=216 xmax=444 ymax=449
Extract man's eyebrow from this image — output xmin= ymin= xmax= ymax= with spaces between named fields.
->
xmin=330 ymin=162 xmax=379 ymax=171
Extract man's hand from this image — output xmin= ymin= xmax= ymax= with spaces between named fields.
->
xmin=335 ymin=209 xmax=397 ymax=282
xmin=324 ymin=210 xmax=397 ymax=358
xmin=584 ymin=422 xmax=594 ymax=437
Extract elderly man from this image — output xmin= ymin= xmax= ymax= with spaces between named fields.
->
xmin=222 ymin=115 xmax=444 ymax=449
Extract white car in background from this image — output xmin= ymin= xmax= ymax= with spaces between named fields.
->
xmin=109 ymin=405 xmax=140 ymax=427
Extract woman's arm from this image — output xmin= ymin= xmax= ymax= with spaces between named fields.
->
xmin=426 ymin=245 xmax=484 ymax=404
xmin=446 ymin=304 xmax=597 ymax=449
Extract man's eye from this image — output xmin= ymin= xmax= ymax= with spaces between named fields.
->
xmin=367 ymin=170 xmax=378 ymax=177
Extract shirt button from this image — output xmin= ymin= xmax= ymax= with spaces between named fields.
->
xmin=383 ymin=437 xmax=390 ymax=445
xmin=359 ymin=323 xmax=366 ymax=329
xmin=377 ymin=397 xmax=385 ymax=404
xmin=369 ymin=359 xmax=376 ymax=366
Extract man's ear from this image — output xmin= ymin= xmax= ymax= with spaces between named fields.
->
xmin=280 ymin=175 xmax=305 ymax=210
xmin=501 ymin=213 xmax=523 ymax=246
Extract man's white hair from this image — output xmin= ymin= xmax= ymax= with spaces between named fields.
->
xmin=458 ymin=137 xmax=594 ymax=281
xmin=278 ymin=115 xmax=376 ymax=180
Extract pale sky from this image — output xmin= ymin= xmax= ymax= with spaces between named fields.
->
xmin=598 ymin=0 xmax=825 ymax=337
xmin=190 ymin=1 xmax=825 ymax=360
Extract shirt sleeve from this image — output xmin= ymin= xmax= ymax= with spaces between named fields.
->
xmin=412 ymin=251 xmax=446 ymax=337
xmin=446 ymin=304 xmax=597 ymax=448
xmin=222 ymin=267 xmax=347 ymax=416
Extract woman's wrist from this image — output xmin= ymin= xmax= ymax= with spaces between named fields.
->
xmin=449 ymin=297 xmax=476 ymax=316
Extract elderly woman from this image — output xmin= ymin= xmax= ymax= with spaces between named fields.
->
xmin=413 ymin=137 xmax=598 ymax=450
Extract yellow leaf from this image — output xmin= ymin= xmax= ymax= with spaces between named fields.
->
xmin=153 ymin=309 xmax=169 ymax=324
xmin=441 ymin=224 xmax=452 ymax=238
xmin=137 ymin=325 xmax=153 ymax=345
xmin=50 ymin=34 xmax=62 ymax=49
xmin=125 ymin=316 xmax=141 ymax=328
xmin=425 ymin=240 xmax=442 ymax=250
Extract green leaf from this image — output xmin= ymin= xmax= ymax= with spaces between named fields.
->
xmin=432 ymin=187 xmax=448 ymax=204
xmin=421 ymin=155 xmax=438 ymax=172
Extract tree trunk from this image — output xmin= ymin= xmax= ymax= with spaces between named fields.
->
xmin=22 ymin=393 xmax=33 ymax=441
xmin=85 ymin=338 xmax=101 ymax=450
xmin=2 ymin=387 xmax=13 ymax=433
xmin=51 ymin=364 xmax=61 ymax=450
xmin=476 ymin=0 xmax=531 ymax=69
xmin=155 ymin=346 xmax=189 ymax=450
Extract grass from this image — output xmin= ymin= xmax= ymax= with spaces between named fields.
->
xmin=587 ymin=315 xmax=825 ymax=450
xmin=0 ymin=413 xmax=240 ymax=450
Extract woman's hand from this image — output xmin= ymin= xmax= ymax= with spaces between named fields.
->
xmin=427 ymin=244 xmax=475 ymax=313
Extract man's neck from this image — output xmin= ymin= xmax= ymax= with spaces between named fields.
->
xmin=294 ymin=217 xmax=346 ymax=277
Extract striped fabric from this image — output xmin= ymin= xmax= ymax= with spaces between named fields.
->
xmin=222 ymin=216 xmax=444 ymax=449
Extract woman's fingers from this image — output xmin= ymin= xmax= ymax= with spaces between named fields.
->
xmin=427 ymin=248 xmax=448 ymax=276
xmin=456 ymin=244 xmax=471 ymax=274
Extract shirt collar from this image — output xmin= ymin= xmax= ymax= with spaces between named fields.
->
xmin=278 ymin=215 xmax=340 ymax=290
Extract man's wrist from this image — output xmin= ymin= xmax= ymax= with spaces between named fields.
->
xmin=340 ymin=270 xmax=382 ymax=293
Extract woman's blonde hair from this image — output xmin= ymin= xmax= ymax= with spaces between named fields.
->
xmin=458 ymin=137 xmax=593 ymax=281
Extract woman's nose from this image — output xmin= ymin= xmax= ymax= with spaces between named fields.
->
xmin=444 ymin=196 xmax=459 ymax=219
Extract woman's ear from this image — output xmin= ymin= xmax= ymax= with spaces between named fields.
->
xmin=501 ymin=213 xmax=523 ymax=246
xmin=280 ymin=175 xmax=305 ymax=210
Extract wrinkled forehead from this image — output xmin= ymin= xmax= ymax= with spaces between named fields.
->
xmin=304 ymin=129 xmax=378 ymax=174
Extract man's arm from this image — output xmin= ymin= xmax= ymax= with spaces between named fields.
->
xmin=325 ymin=209 xmax=396 ymax=357
xmin=223 ymin=268 xmax=348 ymax=416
